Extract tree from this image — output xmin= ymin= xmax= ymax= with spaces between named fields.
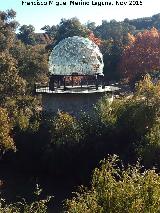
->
xmin=17 ymin=24 xmax=36 ymax=45
xmin=127 ymin=13 xmax=160 ymax=31
xmin=0 ymin=9 xmax=18 ymax=50
xmin=94 ymin=20 xmax=135 ymax=42
xmin=93 ymin=20 xmax=136 ymax=81
xmin=95 ymin=75 xmax=160 ymax=163
xmin=0 ymin=10 xmax=26 ymax=101
xmin=55 ymin=17 xmax=89 ymax=44
xmin=0 ymin=184 xmax=52 ymax=212
xmin=0 ymin=51 xmax=26 ymax=101
xmin=119 ymin=28 xmax=160 ymax=82
xmin=134 ymin=75 xmax=160 ymax=167
xmin=3 ymin=95 xmax=40 ymax=132
xmin=41 ymin=24 xmax=58 ymax=38
xmin=9 ymin=40 xmax=49 ymax=91
xmin=85 ymin=21 xmax=96 ymax=31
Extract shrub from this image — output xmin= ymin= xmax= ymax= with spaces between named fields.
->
xmin=96 ymin=95 xmax=125 ymax=129
xmin=0 ymin=107 xmax=15 ymax=154
xmin=0 ymin=185 xmax=52 ymax=213
xmin=139 ymin=121 xmax=160 ymax=167
xmin=65 ymin=155 xmax=160 ymax=213
xmin=3 ymin=96 xmax=41 ymax=132
xmin=50 ymin=111 xmax=84 ymax=146
xmin=78 ymin=110 xmax=105 ymax=139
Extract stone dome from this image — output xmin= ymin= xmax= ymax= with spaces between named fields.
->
xmin=49 ymin=36 xmax=104 ymax=76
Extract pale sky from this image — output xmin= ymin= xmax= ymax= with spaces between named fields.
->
xmin=0 ymin=0 xmax=160 ymax=32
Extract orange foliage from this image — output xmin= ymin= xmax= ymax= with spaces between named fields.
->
xmin=88 ymin=32 xmax=102 ymax=46
xmin=127 ymin=33 xmax=136 ymax=44
xmin=119 ymin=28 xmax=160 ymax=81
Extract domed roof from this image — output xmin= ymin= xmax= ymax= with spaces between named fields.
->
xmin=49 ymin=36 xmax=104 ymax=76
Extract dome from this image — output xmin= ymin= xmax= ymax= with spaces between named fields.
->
xmin=49 ymin=36 xmax=104 ymax=76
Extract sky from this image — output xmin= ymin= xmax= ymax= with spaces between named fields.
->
xmin=0 ymin=0 xmax=160 ymax=32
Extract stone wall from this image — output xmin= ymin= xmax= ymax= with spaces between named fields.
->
xmin=42 ymin=92 xmax=107 ymax=115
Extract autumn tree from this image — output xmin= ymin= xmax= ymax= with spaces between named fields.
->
xmin=88 ymin=32 xmax=102 ymax=46
xmin=119 ymin=28 xmax=160 ymax=82
xmin=92 ymin=20 xmax=136 ymax=81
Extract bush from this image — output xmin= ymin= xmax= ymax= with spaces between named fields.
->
xmin=0 ymin=107 xmax=15 ymax=154
xmin=139 ymin=121 xmax=160 ymax=167
xmin=94 ymin=75 xmax=160 ymax=163
xmin=0 ymin=185 xmax=52 ymax=213
xmin=65 ymin=155 xmax=160 ymax=213
xmin=49 ymin=111 xmax=84 ymax=146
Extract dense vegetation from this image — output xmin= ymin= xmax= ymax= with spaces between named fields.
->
xmin=0 ymin=184 xmax=52 ymax=213
xmin=0 ymin=8 xmax=160 ymax=212
xmin=66 ymin=155 xmax=160 ymax=213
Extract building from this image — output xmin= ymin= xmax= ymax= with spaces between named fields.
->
xmin=35 ymin=36 xmax=119 ymax=115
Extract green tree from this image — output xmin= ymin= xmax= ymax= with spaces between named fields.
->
xmin=17 ymin=24 xmax=36 ymax=45
xmin=133 ymin=75 xmax=160 ymax=167
xmin=55 ymin=17 xmax=89 ymax=44
xmin=9 ymin=38 xmax=49 ymax=91
xmin=85 ymin=21 xmax=96 ymax=31
xmin=41 ymin=24 xmax=58 ymax=38
xmin=94 ymin=20 xmax=135 ymax=42
xmin=0 ymin=9 xmax=18 ymax=50
xmin=140 ymin=121 xmax=160 ymax=168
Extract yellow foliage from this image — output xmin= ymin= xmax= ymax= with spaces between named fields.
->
xmin=0 ymin=107 xmax=15 ymax=152
xmin=51 ymin=111 xmax=84 ymax=145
